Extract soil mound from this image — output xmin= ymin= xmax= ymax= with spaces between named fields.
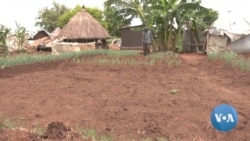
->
xmin=43 ymin=122 xmax=76 ymax=140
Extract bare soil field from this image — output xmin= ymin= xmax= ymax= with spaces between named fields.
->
xmin=0 ymin=52 xmax=249 ymax=141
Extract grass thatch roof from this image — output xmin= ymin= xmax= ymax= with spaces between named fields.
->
xmin=33 ymin=30 xmax=50 ymax=40
xmin=50 ymin=27 xmax=61 ymax=39
xmin=58 ymin=9 xmax=110 ymax=40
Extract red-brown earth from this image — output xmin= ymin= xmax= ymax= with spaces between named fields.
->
xmin=0 ymin=52 xmax=249 ymax=141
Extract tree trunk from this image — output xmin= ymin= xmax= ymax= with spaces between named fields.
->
xmin=192 ymin=31 xmax=199 ymax=53
xmin=175 ymin=27 xmax=183 ymax=52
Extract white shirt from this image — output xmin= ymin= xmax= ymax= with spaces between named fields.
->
xmin=142 ymin=30 xmax=153 ymax=44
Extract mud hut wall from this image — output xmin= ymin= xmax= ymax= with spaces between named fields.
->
xmin=206 ymin=35 xmax=229 ymax=53
xmin=78 ymin=42 xmax=96 ymax=50
xmin=53 ymin=42 xmax=95 ymax=50
xmin=51 ymin=42 xmax=95 ymax=55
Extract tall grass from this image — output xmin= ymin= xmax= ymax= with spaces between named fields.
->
xmin=0 ymin=50 xmax=181 ymax=68
xmin=96 ymin=51 xmax=181 ymax=66
xmin=101 ymin=50 xmax=139 ymax=57
xmin=0 ymin=114 xmax=17 ymax=130
xmin=76 ymin=127 xmax=113 ymax=141
xmin=0 ymin=50 xmax=140 ymax=68
xmin=208 ymin=52 xmax=250 ymax=71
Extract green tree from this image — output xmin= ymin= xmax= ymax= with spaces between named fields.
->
xmin=57 ymin=5 xmax=82 ymax=28
xmin=104 ymin=3 xmax=130 ymax=37
xmin=35 ymin=1 xmax=69 ymax=32
xmin=151 ymin=0 xmax=218 ymax=51
xmin=104 ymin=0 xmax=167 ymax=49
xmin=0 ymin=25 xmax=11 ymax=55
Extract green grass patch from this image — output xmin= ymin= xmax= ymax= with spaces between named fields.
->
xmin=0 ymin=50 xmax=181 ymax=68
xmin=99 ymin=135 xmax=113 ymax=141
xmin=96 ymin=57 xmax=148 ymax=66
xmin=83 ymin=128 xmax=97 ymax=139
xmin=149 ymin=52 xmax=181 ymax=66
xmin=141 ymin=137 xmax=169 ymax=141
xmin=76 ymin=126 xmax=113 ymax=141
xmin=33 ymin=122 xmax=45 ymax=137
xmin=0 ymin=114 xmax=17 ymax=130
xmin=208 ymin=52 xmax=250 ymax=71
xmin=3 ymin=118 xmax=17 ymax=129
xmin=95 ymin=51 xmax=181 ymax=66
xmin=0 ymin=50 xmax=140 ymax=68
xmin=101 ymin=50 xmax=139 ymax=57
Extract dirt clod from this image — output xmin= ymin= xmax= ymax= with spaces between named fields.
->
xmin=42 ymin=122 xmax=74 ymax=140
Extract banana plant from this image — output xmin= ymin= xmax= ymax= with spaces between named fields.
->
xmin=105 ymin=0 xmax=218 ymax=52
xmin=105 ymin=0 xmax=158 ymax=49
xmin=149 ymin=0 xmax=205 ymax=51
xmin=177 ymin=2 xmax=218 ymax=52
xmin=105 ymin=0 xmax=151 ymax=25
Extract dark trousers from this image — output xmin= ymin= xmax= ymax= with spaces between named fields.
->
xmin=143 ymin=43 xmax=151 ymax=56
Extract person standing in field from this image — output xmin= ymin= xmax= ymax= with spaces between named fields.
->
xmin=142 ymin=27 xmax=153 ymax=56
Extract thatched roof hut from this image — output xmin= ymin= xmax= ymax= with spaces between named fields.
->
xmin=32 ymin=30 xmax=50 ymax=40
xmin=58 ymin=9 xmax=110 ymax=43
xmin=50 ymin=27 xmax=61 ymax=39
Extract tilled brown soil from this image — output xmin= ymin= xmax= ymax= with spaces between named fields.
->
xmin=0 ymin=53 xmax=249 ymax=141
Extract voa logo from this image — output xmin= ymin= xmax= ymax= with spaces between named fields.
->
xmin=214 ymin=113 xmax=235 ymax=123
xmin=211 ymin=104 xmax=238 ymax=132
